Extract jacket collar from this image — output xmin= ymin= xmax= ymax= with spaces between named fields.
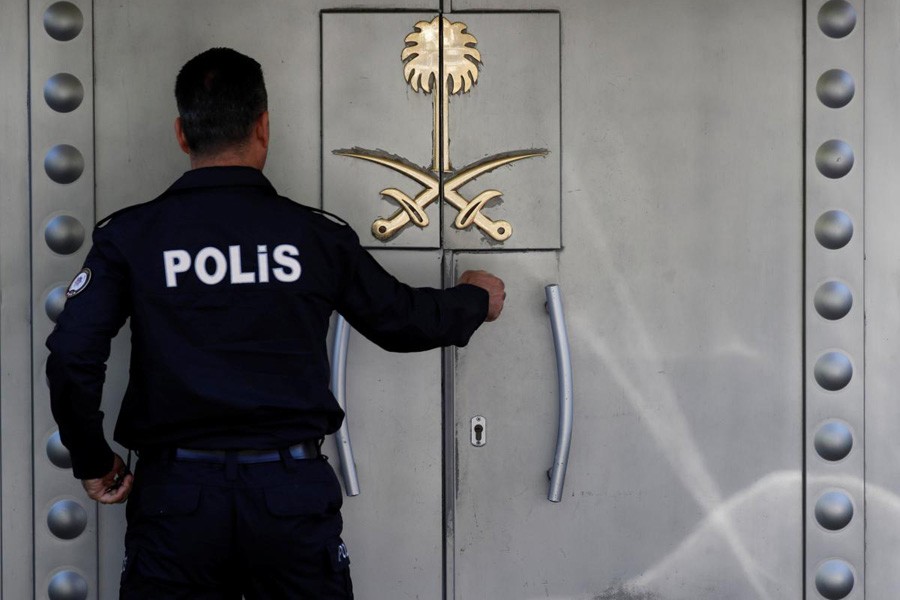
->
xmin=167 ymin=166 xmax=276 ymax=194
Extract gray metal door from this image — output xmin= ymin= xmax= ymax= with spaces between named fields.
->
xmin=28 ymin=2 xmax=449 ymax=599
xmin=449 ymin=2 xmax=806 ymax=599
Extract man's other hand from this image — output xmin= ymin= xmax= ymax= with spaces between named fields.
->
xmin=82 ymin=453 xmax=133 ymax=504
xmin=458 ymin=270 xmax=506 ymax=322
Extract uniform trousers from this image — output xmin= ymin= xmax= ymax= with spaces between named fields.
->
xmin=119 ymin=449 xmax=353 ymax=599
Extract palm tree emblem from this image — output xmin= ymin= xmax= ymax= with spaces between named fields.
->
xmin=403 ymin=16 xmax=480 ymax=172
xmin=335 ymin=16 xmax=547 ymax=242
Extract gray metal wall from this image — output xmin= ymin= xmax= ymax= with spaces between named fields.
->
xmin=1 ymin=1 xmax=35 ymax=599
xmin=1 ymin=1 xmax=893 ymax=599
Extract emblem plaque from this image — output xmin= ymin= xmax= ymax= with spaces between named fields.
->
xmin=334 ymin=16 xmax=549 ymax=243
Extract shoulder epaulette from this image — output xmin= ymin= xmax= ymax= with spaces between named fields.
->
xmin=295 ymin=202 xmax=350 ymax=227
xmin=95 ymin=204 xmax=140 ymax=229
xmin=95 ymin=194 xmax=166 ymax=229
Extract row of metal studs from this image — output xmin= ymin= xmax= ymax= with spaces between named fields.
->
xmin=34 ymin=2 xmax=95 ymax=599
xmin=807 ymin=1 xmax=863 ymax=599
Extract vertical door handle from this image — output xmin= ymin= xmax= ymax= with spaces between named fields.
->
xmin=545 ymin=284 xmax=573 ymax=503
xmin=331 ymin=314 xmax=360 ymax=496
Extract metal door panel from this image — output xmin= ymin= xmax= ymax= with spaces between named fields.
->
xmin=864 ymin=0 xmax=900 ymax=596
xmin=322 ymin=250 xmax=444 ymax=600
xmin=322 ymin=11 xmax=560 ymax=251
xmin=90 ymin=4 xmax=439 ymax=597
xmin=92 ymin=2 xmax=314 ymax=593
xmin=440 ymin=13 xmax=560 ymax=251
xmin=95 ymin=0 xmax=324 ymax=217
xmin=452 ymin=251 xmax=578 ymax=599
xmin=94 ymin=2 xmax=438 ymax=222
xmin=322 ymin=12 xmax=440 ymax=248
xmin=452 ymin=1 xmax=803 ymax=598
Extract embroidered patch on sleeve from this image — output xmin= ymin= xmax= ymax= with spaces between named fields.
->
xmin=66 ymin=268 xmax=92 ymax=298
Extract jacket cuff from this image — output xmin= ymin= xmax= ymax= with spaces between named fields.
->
xmin=69 ymin=441 xmax=116 ymax=480
xmin=450 ymin=284 xmax=490 ymax=346
xmin=456 ymin=283 xmax=490 ymax=323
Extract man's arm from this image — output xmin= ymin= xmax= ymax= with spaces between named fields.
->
xmin=335 ymin=236 xmax=505 ymax=352
xmin=46 ymin=227 xmax=133 ymax=502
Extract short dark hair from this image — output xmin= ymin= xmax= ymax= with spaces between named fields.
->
xmin=174 ymin=48 xmax=268 ymax=155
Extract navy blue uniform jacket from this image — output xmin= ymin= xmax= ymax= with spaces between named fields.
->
xmin=46 ymin=167 xmax=488 ymax=479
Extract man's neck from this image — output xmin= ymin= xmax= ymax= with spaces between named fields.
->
xmin=189 ymin=149 xmax=264 ymax=171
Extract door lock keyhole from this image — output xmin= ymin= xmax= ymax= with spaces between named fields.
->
xmin=471 ymin=416 xmax=486 ymax=447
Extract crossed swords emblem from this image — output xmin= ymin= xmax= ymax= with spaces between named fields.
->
xmin=334 ymin=16 xmax=548 ymax=242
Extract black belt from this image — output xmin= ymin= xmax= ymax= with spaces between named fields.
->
xmin=171 ymin=441 xmax=319 ymax=464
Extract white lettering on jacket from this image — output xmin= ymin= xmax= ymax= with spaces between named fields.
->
xmin=163 ymin=244 xmax=301 ymax=288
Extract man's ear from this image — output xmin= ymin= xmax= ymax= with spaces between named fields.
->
xmin=256 ymin=111 xmax=270 ymax=150
xmin=174 ymin=117 xmax=191 ymax=155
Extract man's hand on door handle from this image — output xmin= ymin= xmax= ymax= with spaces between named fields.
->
xmin=458 ymin=270 xmax=506 ymax=322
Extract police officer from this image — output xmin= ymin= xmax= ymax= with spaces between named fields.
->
xmin=46 ymin=47 xmax=505 ymax=599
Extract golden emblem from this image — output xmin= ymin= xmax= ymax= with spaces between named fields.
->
xmin=335 ymin=16 xmax=547 ymax=242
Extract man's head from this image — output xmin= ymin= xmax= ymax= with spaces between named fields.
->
xmin=174 ymin=48 xmax=269 ymax=168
